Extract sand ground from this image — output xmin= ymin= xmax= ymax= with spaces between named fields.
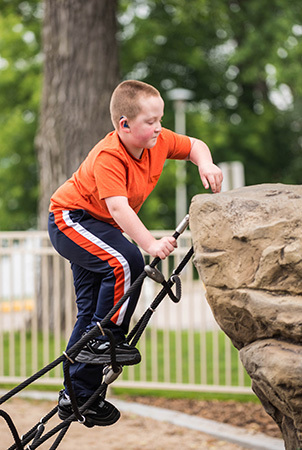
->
xmin=0 ymin=397 xmax=245 ymax=450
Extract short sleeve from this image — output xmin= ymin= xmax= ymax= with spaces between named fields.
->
xmin=160 ymin=128 xmax=191 ymax=160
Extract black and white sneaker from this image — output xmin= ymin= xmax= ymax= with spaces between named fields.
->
xmin=75 ymin=340 xmax=141 ymax=366
xmin=58 ymin=390 xmax=120 ymax=427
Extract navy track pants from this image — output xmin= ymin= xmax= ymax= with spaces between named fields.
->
xmin=48 ymin=209 xmax=145 ymax=397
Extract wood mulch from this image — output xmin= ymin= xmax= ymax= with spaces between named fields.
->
xmin=121 ymin=395 xmax=282 ymax=439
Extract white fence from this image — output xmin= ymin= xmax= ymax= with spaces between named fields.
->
xmin=0 ymin=230 xmax=251 ymax=394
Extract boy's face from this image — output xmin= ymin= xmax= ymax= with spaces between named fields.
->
xmin=124 ymin=95 xmax=164 ymax=153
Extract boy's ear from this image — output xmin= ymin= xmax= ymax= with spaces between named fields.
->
xmin=120 ymin=116 xmax=130 ymax=130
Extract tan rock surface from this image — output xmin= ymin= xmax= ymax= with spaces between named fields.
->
xmin=189 ymin=183 xmax=302 ymax=450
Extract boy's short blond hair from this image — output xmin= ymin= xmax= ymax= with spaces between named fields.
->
xmin=110 ymin=80 xmax=160 ymax=129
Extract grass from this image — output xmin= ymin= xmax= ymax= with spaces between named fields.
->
xmin=0 ymin=328 xmax=251 ymax=399
xmin=112 ymin=387 xmax=259 ymax=404
xmin=121 ymin=328 xmax=251 ymax=387
xmin=0 ymin=330 xmax=66 ymax=379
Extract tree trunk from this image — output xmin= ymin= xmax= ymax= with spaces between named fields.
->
xmin=36 ymin=0 xmax=120 ymax=230
xmin=35 ymin=0 xmax=120 ymax=332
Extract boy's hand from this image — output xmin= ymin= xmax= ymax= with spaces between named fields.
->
xmin=199 ymin=163 xmax=223 ymax=193
xmin=147 ymin=236 xmax=177 ymax=259
xmin=105 ymin=196 xmax=177 ymax=259
xmin=188 ymin=138 xmax=223 ymax=193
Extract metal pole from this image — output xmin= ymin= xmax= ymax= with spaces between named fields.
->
xmin=174 ymin=99 xmax=187 ymax=226
xmin=167 ymin=88 xmax=194 ymax=227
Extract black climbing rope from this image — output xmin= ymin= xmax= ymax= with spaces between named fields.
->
xmin=0 ymin=215 xmax=194 ymax=450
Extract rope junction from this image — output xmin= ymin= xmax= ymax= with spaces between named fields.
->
xmin=0 ymin=215 xmax=194 ymax=450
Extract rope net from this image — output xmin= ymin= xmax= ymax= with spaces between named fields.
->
xmin=0 ymin=216 xmax=193 ymax=449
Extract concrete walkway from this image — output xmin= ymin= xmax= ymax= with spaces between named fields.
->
xmin=114 ymin=399 xmax=284 ymax=450
xmin=0 ymin=390 xmax=284 ymax=450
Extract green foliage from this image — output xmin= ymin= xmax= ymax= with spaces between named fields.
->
xmin=1 ymin=0 xmax=302 ymax=229
xmin=119 ymin=0 xmax=302 ymax=227
xmin=0 ymin=0 xmax=42 ymax=230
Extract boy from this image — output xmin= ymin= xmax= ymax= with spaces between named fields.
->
xmin=48 ymin=80 xmax=222 ymax=426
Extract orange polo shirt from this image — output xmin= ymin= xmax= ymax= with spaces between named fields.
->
xmin=50 ymin=127 xmax=191 ymax=228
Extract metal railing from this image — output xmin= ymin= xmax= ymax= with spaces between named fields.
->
xmin=0 ymin=230 xmax=251 ymax=394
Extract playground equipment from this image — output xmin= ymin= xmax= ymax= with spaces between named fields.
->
xmin=0 ymin=215 xmax=193 ymax=450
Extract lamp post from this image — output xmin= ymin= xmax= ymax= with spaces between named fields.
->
xmin=167 ymin=88 xmax=194 ymax=226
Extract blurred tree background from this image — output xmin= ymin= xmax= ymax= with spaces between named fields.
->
xmin=0 ymin=0 xmax=41 ymax=230
xmin=0 ymin=0 xmax=301 ymax=230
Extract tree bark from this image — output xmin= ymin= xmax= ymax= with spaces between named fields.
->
xmin=36 ymin=0 xmax=120 ymax=230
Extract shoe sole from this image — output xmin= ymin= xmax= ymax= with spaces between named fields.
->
xmin=75 ymin=350 xmax=141 ymax=366
xmin=58 ymin=408 xmax=120 ymax=426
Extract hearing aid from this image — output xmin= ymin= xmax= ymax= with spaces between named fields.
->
xmin=120 ymin=116 xmax=129 ymax=128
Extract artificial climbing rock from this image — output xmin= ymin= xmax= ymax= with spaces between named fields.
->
xmin=189 ymin=183 xmax=302 ymax=450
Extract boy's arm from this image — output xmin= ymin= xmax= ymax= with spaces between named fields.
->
xmin=187 ymin=137 xmax=223 ymax=193
xmin=105 ymin=196 xmax=177 ymax=259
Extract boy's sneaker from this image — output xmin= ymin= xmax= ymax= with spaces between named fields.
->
xmin=58 ymin=390 xmax=120 ymax=427
xmin=75 ymin=340 xmax=141 ymax=366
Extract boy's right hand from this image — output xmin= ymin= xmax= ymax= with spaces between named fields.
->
xmin=105 ymin=196 xmax=177 ymax=259
xmin=147 ymin=236 xmax=177 ymax=259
